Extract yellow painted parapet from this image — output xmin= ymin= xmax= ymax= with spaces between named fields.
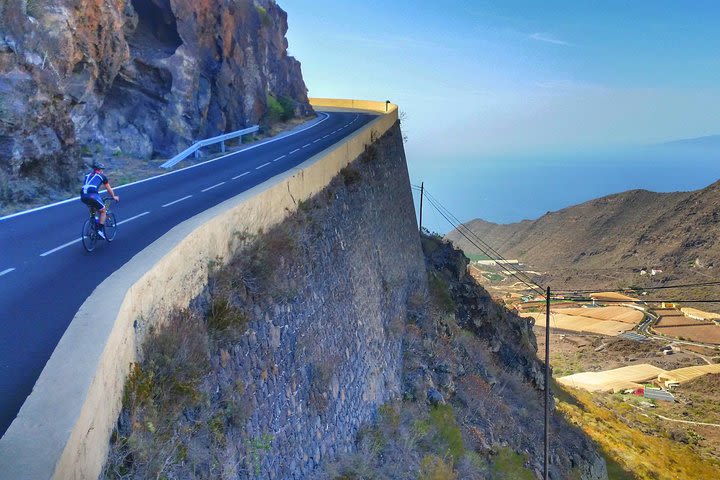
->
xmin=310 ymin=97 xmax=398 ymax=116
xmin=0 ymin=100 xmax=400 ymax=480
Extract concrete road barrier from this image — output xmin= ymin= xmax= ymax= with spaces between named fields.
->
xmin=0 ymin=99 xmax=398 ymax=479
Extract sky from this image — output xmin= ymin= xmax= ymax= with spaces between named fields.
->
xmin=282 ymin=0 xmax=720 ymax=232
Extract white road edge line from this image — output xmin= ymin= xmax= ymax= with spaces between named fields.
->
xmin=0 ymin=268 xmax=16 ymax=276
xmin=116 ymin=211 xmax=151 ymax=226
xmin=255 ymin=162 xmax=271 ymax=170
xmin=40 ymin=239 xmax=81 ymax=257
xmin=0 ymin=112 xmax=333 ymax=222
xmin=161 ymin=195 xmax=192 ymax=208
xmin=201 ymin=182 xmax=225 ymax=192
xmin=289 ymin=148 xmax=300 ymax=154
xmin=232 ymin=172 xmax=250 ymax=179
xmin=273 ymin=155 xmax=286 ymax=162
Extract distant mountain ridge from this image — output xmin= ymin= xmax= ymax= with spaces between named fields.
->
xmin=661 ymin=135 xmax=720 ymax=148
xmin=448 ymin=179 xmax=720 ymax=283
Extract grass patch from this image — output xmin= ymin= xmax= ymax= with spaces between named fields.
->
xmin=255 ymin=3 xmax=271 ymax=27
xmin=428 ymin=272 xmax=455 ymax=313
xmin=466 ymin=252 xmax=492 ymax=261
xmin=419 ymin=454 xmax=457 ymax=480
xmin=482 ymin=272 xmax=504 ymax=282
xmin=489 ymin=447 xmax=535 ymax=479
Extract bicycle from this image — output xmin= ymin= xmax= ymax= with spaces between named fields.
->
xmin=81 ymin=197 xmax=118 ymax=252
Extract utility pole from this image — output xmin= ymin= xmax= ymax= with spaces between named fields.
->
xmin=544 ymin=286 xmax=551 ymax=480
xmin=419 ymin=182 xmax=424 ymax=233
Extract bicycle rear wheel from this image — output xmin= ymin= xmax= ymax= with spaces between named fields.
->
xmin=82 ymin=219 xmax=97 ymax=252
xmin=104 ymin=213 xmax=117 ymax=242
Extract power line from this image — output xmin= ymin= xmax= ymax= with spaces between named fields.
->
xmin=557 ymin=297 xmax=720 ymax=304
xmin=555 ymin=280 xmax=720 ymax=294
xmin=417 ymin=187 xmax=545 ymax=297
xmin=423 ymin=188 xmax=543 ymax=290
xmin=421 ymin=193 xmax=546 ymax=297
xmin=420 ymin=188 xmax=546 ymax=295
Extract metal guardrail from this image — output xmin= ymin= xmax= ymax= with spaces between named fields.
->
xmin=160 ymin=125 xmax=260 ymax=169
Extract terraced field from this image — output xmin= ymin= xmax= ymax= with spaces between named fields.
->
xmin=523 ymin=312 xmax=631 ymax=336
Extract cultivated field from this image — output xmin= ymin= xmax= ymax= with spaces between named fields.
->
xmin=659 ymin=364 xmax=720 ymax=384
xmin=653 ymin=324 xmax=720 ymax=344
xmin=682 ymin=307 xmax=720 ymax=321
xmin=555 ymin=306 xmax=643 ymax=324
xmin=523 ymin=312 xmax=631 ymax=336
xmin=655 ymin=316 xmax=707 ymax=327
xmin=589 ymin=292 xmax=638 ymax=302
xmin=557 ymin=364 xmax=667 ymax=393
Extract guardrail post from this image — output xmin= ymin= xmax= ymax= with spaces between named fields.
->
xmin=195 ymin=149 xmax=200 ymax=160
xmin=221 ymin=140 xmax=226 ymax=153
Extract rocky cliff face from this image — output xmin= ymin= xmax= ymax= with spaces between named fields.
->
xmin=0 ymin=0 xmax=310 ymax=201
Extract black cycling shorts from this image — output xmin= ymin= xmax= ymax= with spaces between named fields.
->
xmin=81 ymin=192 xmax=104 ymax=211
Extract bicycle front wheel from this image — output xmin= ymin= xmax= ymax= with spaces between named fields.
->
xmin=82 ymin=219 xmax=97 ymax=252
xmin=105 ymin=213 xmax=117 ymax=242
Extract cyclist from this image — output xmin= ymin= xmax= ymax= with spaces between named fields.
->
xmin=80 ymin=161 xmax=120 ymax=239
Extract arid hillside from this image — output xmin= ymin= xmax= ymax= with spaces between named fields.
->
xmin=449 ymin=179 xmax=720 ymax=289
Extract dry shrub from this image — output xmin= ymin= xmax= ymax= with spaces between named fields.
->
xmin=207 ymin=297 xmax=248 ymax=344
xmin=340 ymin=165 xmax=361 ymax=187
xmin=419 ymin=454 xmax=457 ymax=480
xmin=239 ymin=225 xmax=297 ymax=294
xmin=107 ymin=309 xmax=210 ymax=478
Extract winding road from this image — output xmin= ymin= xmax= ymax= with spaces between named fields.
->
xmin=0 ymin=110 xmax=376 ymax=437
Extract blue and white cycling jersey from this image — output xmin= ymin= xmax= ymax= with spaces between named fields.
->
xmin=81 ymin=171 xmax=109 ymax=195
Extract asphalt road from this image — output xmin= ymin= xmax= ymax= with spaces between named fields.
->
xmin=0 ymin=110 xmax=376 ymax=437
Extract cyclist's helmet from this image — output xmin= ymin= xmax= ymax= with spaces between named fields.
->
xmin=92 ymin=161 xmax=105 ymax=170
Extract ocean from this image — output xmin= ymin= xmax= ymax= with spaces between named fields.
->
xmin=409 ymin=145 xmax=720 ymax=234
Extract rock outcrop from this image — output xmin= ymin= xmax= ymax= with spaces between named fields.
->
xmin=0 ymin=0 xmax=311 ymax=202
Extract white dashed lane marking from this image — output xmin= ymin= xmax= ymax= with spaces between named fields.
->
xmin=255 ymin=162 xmax=271 ymax=170
xmin=40 ymin=240 xmax=80 ymax=257
xmin=162 ymin=195 xmax=192 ymax=208
xmin=0 ymin=268 xmax=16 ymax=276
xmin=201 ymin=182 xmax=225 ymax=192
xmin=39 ymin=211 xmax=150 ymax=257
xmin=232 ymin=172 xmax=250 ymax=179
xmin=116 ymin=211 xmax=151 ymax=226
xmin=302 ymin=144 xmax=311 ymax=148
xmin=273 ymin=155 xmax=286 ymax=162
xmin=290 ymin=148 xmax=300 ymax=154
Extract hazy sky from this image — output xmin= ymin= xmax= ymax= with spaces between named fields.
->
xmin=282 ymin=0 xmax=720 ymax=230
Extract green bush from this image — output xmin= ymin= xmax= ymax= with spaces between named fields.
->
xmin=266 ymin=94 xmax=284 ymax=123
xmin=266 ymin=94 xmax=295 ymax=123
xmin=419 ymin=454 xmax=457 ymax=480
xmin=428 ymin=404 xmax=464 ymax=459
xmin=428 ymin=273 xmax=455 ymax=313
xmin=490 ymin=447 xmax=535 ymax=480
xmin=255 ymin=4 xmax=270 ymax=27
xmin=278 ymin=95 xmax=296 ymax=121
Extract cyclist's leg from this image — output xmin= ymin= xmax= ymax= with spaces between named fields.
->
xmin=88 ymin=194 xmax=106 ymax=225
